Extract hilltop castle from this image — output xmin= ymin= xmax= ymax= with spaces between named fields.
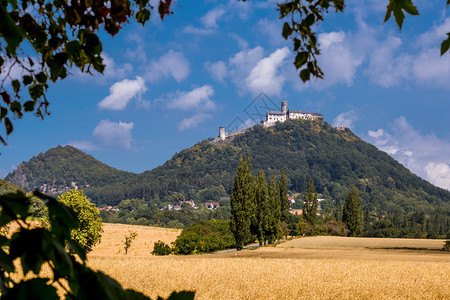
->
xmin=261 ymin=101 xmax=323 ymax=127
xmin=212 ymin=101 xmax=323 ymax=143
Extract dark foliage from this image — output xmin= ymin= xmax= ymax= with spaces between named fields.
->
xmin=172 ymin=220 xmax=235 ymax=254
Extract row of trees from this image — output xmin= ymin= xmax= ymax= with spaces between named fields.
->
xmin=229 ymin=156 xmax=364 ymax=249
xmin=230 ymin=156 xmax=290 ymax=250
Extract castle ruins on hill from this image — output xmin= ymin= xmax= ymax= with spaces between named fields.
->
xmin=211 ymin=101 xmax=323 ymax=144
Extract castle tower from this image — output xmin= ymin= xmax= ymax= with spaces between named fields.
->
xmin=219 ymin=127 xmax=226 ymax=140
xmin=281 ymin=101 xmax=288 ymax=113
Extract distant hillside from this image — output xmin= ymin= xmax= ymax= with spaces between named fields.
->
xmin=85 ymin=120 xmax=449 ymax=215
xmin=5 ymin=121 xmax=450 ymax=216
xmin=5 ymin=145 xmax=134 ymax=195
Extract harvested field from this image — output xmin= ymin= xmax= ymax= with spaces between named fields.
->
xmin=87 ymin=224 xmax=450 ymax=299
xmin=89 ymin=223 xmax=181 ymax=257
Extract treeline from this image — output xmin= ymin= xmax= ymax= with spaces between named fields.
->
xmin=99 ymin=197 xmax=230 ymax=229
xmin=230 ymin=156 xmax=290 ymax=249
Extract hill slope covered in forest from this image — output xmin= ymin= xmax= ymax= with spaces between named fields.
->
xmin=5 ymin=120 xmax=450 ymax=216
xmin=5 ymin=145 xmax=133 ymax=195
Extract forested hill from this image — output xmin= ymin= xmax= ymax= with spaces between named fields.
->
xmin=85 ymin=119 xmax=449 ymax=215
xmin=5 ymin=145 xmax=133 ymax=195
xmin=5 ymin=120 xmax=450 ymax=216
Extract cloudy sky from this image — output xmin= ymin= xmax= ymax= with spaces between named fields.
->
xmin=1 ymin=0 xmax=450 ymax=190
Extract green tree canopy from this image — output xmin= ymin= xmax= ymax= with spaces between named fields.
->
xmin=230 ymin=155 xmax=253 ymax=250
xmin=0 ymin=0 xmax=174 ymax=143
xmin=303 ymin=178 xmax=318 ymax=225
xmin=58 ymin=189 xmax=103 ymax=253
xmin=342 ymin=185 xmax=362 ymax=236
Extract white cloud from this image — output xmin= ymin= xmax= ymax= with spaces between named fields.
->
xmin=201 ymin=8 xmax=226 ymax=28
xmin=366 ymin=36 xmax=411 ymax=87
xmin=204 ymin=61 xmax=228 ymax=82
xmin=332 ymin=110 xmax=359 ymax=129
xmin=69 ymin=140 xmax=98 ymax=151
xmin=70 ymin=120 xmax=136 ymax=150
xmin=256 ymin=19 xmax=285 ymax=47
xmin=125 ymin=33 xmax=147 ymax=62
xmin=98 ymin=76 xmax=147 ymax=110
xmin=167 ymin=85 xmax=216 ymax=111
xmin=93 ymin=120 xmax=134 ymax=149
xmin=424 ymin=163 xmax=450 ymax=191
xmin=246 ymin=47 xmax=290 ymax=96
xmin=102 ymin=53 xmax=133 ymax=80
xmin=228 ymin=46 xmax=265 ymax=94
xmin=366 ymin=117 xmax=450 ymax=190
xmin=178 ymin=113 xmax=212 ymax=131
xmin=412 ymin=47 xmax=450 ymax=88
xmin=228 ymin=33 xmax=249 ymax=49
xmin=316 ymin=31 xmax=363 ymax=88
xmin=183 ymin=25 xmax=215 ymax=35
xmin=144 ymin=50 xmax=190 ymax=82
xmin=417 ymin=17 xmax=450 ymax=48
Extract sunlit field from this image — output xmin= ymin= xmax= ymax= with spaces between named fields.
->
xmin=87 ymin=223 xmax=450 ymax=299
xmin=89 ymin=223 xmax=181 ymax=257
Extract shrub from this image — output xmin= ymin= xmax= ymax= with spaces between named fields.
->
xmin=172 ymin=219 xmax=235 ymax=255
xmin=443 ymin=241 xmax=450 ymax=252
xmin=152 ymin=240 xmax=172 ymax=256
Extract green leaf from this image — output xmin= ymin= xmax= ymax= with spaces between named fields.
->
xmin=294 ymin=52 xmax=308 ymax=69
xmin=0 ymin=246 xmax=15 ymax=273
xmin=23 ymin=100 xmax=35 ymax=112
xmin=300 ymin=68 xmax=310 ymax=82
xmin=136 ymin=9 xmax=151 ymax=24
xmin=0 ymin=4 xmax=25 ymax=55
xmin=1 ymin=91 xmax=11 ymax=104
xmin=2 ymin=278 xmax=59 ymax=300
xmin=282 ymin=22 xmax=292 ymax=39
xmin=441 ymin=33 xmax=450 ymax=56
xmin=0 ymin=107 xmax=7 ymax=119
xmin=12 ymin=80 xmax=20 ymax=95
xmin=9 ymin=229 xmax=46 ymax=275
xmin=22 ymin=75 xmax=33 ymax=85
xmin=36 ymin=72 xmax=47 ymax=84
xmin=384 ymin=0 xmax=419 ymax=30
xmin=4 ymin=117 xmax=13 ymax=135
xmin=10 ymin=101 xmax=22 ymax=116
xmin=164 ymin=291 xmax=196 ymax=300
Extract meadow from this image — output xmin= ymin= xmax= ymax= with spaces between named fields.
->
xmin=87 ymin=223 xmax=450 ymax=299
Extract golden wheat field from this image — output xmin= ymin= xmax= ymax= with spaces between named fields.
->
xmin=87 ymin=223 xmax=450 ymax=300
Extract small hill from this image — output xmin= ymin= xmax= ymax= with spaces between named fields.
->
xmin=5 ymin=145 xmax=134 ymax=195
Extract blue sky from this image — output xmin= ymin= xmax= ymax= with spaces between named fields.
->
xmin=1 ymin=0 xmax=450 ymax=190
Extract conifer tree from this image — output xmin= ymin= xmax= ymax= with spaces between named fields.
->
xmin=230 ymin=156 xmax=253 ymax=250
xmin=266 ymin=175 xmax=281 ymax=243
xmin=342 ymin=186 xmax=362 ymax=236
xmin=254 ymin=171 xmax=270 ymax=246
xmin=303 ymin=178 xmax=318 ymax=225
xmin=278 ymin=172 xmax=290 ymax=222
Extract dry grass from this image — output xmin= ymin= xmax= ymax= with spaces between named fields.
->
xmin=280 ymin=235 xmax=446 ymax=249
xmin=89 ymin=223 xmax=181 ymax=257
xmin=86 ymin=224 xmax=450 ymax=299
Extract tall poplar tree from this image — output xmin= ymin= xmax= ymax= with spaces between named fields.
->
xmin=230 ymin=155 xmax=253 ymax=250
xmin=254 ymin=171 xmax=270 ymax=246
xmin=343 ymin=185 xmax=362 ymax=236
xmin=303 ymin=178 xmax=318 ymax=225
xmin=266 ymin=175 xmax=281 ymax=243
xmin=278 ymin=172 xmax=290 ymax=222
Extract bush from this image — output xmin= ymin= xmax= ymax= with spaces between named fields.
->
xmin=443 ymin=241 xmax=450 ymax=252
xmin=152 ymin=240 xmax=172 ymax=255
xmin=172 ymin=219 xmax=235 ymax=254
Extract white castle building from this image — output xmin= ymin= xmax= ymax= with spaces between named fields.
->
xmin=212 ymin=101 xmax=323 ymax=143
xmin=261 ymin=101 xmax=323 ymax=127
